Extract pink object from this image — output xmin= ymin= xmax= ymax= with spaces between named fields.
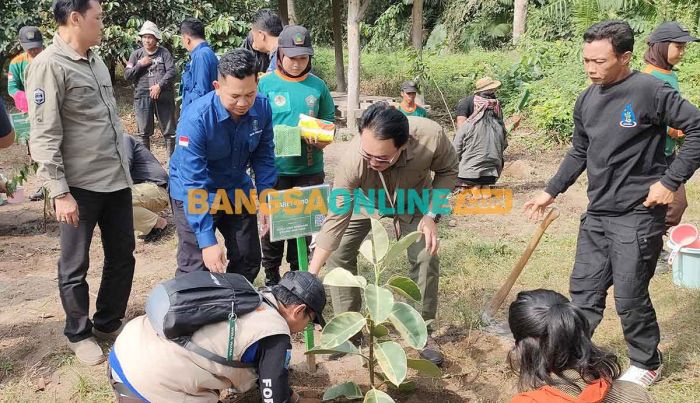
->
xmin=668 ymin=224 xmax=699 ymax=264
xmin=12 ymin=91 xmax=29 ymax=113
xmin=7 ymin=186 xmax=25 ymax=204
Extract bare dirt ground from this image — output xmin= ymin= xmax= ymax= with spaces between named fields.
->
xmin=1 ymin=87 xmax=698 ymax=402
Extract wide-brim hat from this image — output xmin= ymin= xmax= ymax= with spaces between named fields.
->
xmin=139 ymin=21 xmax=162 ymax=41
xmin=474 ymin=76 xmax=501 ymax=93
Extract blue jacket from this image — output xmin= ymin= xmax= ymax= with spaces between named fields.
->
xmin=169 ymin=92 xmax=277 ymax=248
xmin=180 ymin=42 xmax=219 ymax=110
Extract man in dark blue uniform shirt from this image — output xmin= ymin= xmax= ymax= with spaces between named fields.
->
xmin=169 ymin=49 xmax=276 ymax=281
xmin=179 ymin=18 xmax=219 ymax=111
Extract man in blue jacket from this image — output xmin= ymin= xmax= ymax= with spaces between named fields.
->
xmin=169 ymin=49 xmax=276 ymax=282
xmin=179 ymin=18 xmax=219 ymax=111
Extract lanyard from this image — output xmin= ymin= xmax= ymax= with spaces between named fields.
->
xmin=378 ymin=171 xmax=401 ymax=241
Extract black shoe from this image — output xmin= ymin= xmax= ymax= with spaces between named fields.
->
xmin=143 ymin=226 xmax=167 ymax=243
xmin=265 ymin=268 xmax=281 ymax=287
xmin=30 ymin=188 xmax=45 ymax=201
xmin=419 ymin=336 xmax=444 ymax=367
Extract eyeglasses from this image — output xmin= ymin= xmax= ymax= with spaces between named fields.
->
xmin=359 ymin=145 xmax=403 ymax=165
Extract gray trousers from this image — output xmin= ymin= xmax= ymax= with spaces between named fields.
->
xmin=326 ymin=217 xmax=439 ymax=320
xmin=134 ymin=92 xmax=176 ymax=139
xmin=570 ymin=205 xmax=665 ymax=369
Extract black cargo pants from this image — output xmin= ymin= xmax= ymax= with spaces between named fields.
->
xmin=570 ymin=205 xmax=666 ymax=370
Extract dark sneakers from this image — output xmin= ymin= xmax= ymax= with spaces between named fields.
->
xmin=143 ymin=226 xmax=168 ymax=243
xmin=265 ymin=268 xmax=281 ymax=287
xmin=420 ymin=336 xmax=444 ymax=367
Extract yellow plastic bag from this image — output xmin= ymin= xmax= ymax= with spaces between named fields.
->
xmin=298 ymin=113 xmax=335 ymax=143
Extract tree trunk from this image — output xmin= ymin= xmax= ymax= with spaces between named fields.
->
xmin=512 ymin=0 xmax=528 ymax=45
xmin=288 ymin=0 xmax=298 ymax=25
xmin=347 ymin=0 xmax=363 ymax=129
xmin=411 ymin=0 xmax=423 ymax=50
xmin=332 ymin=0 xmax=347 ymax=92
xmin=278 ymin=0 xmax=289 ymax=25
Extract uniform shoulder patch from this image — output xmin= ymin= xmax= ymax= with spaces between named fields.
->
xmin=34 ymin=88 xmax=45 ymax=105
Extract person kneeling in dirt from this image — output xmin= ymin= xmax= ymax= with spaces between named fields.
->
xmin=123 ymin=134 xmax=169 ymax=243
xmin=452 ymin=76 xmax=507 ymax=193
xmin=108 ymin=271 xmax=325 ymax=403
xmin=508 ymin=289 xmax=653 ymax=403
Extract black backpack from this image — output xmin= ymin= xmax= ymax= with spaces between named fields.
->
xmin=145 ymin=272 xmax=265 ymax=367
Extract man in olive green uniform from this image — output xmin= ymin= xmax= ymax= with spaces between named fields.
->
xmin=309 ymin=103 xmax=458 ymax=366
xmin=27 ymin=0 xmax=135 ymax=366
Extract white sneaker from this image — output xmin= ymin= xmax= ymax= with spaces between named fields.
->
xmin=68 ymin=337 xmax=105 ymax=366
xmin=619 ymin=364 xmax=662 ymax=388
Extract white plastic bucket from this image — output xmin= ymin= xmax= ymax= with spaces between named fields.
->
xmin=667 ymin=239 xmax=700 ymax=289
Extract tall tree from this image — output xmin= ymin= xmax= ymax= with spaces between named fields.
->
xmin=332 ymin=0 xmax=347 ymax=92
xmin=288 ymin=0 xmax=298 ymax=24
xmin=512 ymin=0 xmax=528 ymax=44
xmin=411 ymin=0 xmax=424 ymax=49
xmin=347 ymin=0 xmax=371 ymax=129
xmin=278 ymin=0 xmax=289 ymax=25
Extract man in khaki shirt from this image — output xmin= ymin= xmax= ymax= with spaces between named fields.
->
xmin=309 ymin=103 xmax=458 ymax=366
xmin=27 ymin=0 xmax=135 ymax=366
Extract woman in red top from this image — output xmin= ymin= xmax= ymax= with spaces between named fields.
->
xmin=508 ymin=289 xmax=653 ymax=403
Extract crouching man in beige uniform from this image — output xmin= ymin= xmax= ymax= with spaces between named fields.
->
xmin=108 ymin=271 xmax=326 ymax=403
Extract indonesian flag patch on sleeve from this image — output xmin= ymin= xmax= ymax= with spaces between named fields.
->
xmin=178 ymin=136 xmax=189 ymax=147
xmin=7 ymin=72 xmax=13 ymax=81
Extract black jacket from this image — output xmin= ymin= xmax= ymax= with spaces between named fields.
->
xmin=545 ymin=71 xmax=700 ymax=215
xmin=124 ymin=46 xmax=177 ymax=97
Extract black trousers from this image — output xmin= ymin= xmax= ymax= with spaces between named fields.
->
xmin=172 ymin=199 xmax=261 ymax=282
xmin=134 ymin=92 xmax=176 ymax=140
xmin=58 ymin=187 xmax=135 ymax=342
xmin=260 ymin=173 xmax=325 ymax=273
xmin=570 ymin=205 xmax=665 ymax=369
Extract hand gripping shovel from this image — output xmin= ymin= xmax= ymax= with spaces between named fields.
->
xmin=480 ymin=207 xmax=560 ymax=336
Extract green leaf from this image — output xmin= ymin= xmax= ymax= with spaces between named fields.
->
xmin=397 ymin=381 xmax=416 ymax=392
xmin=370 ymin=218 xmax=390 ymax=261
xmin=359 ymin=239 xmax=376 ymax=265
xmin=306 ymin=341 xmax=360 ymax=356
xmin=371 ymin=324 xmax=390 ymax=338
xmin=364 ymin=388 xmax=395 ymax=403
xmin=322 ymin=382 xmax=363 ymax=401
xmin=386 ymin=276 xmax=422 ymax=302
xmin=323 ymin=267 xmax=364 ymax=288
xmin=365 ymin=284 xmax=394 ymax=324
xmin=388 ymin=302 xmax=428 ymax=349
xmin=407 ymin=358 xmax=442 ymax=377
xmin=320 ymin=312 xmax=366 ymax=348
xmin=381 ymin=231 xmax=422 ymax=265
xmin=374 ymin=341 xmax=407 ymax=386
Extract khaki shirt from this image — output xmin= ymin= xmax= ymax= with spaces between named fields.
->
xmin=27 ymin=34 xmax=131 ymax=197
xmin=114 ymin=293 xmax=290 ymax=403
xmin=315 ymin=116 xmax=458 ymax=251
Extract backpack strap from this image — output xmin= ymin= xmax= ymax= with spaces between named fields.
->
xmin=183 ymin=339 xmax=256 ymax=368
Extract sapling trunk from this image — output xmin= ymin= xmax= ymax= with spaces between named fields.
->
xmin=368 ymin=319 xmax=375 ymax=387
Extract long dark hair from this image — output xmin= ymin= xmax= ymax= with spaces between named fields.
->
xmin=507 ymin=289 xmax=622 ymax=392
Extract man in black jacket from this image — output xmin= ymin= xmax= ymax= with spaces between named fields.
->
xmin=125 ymin=21 xmax=177 ymax=154
xmin=524 ymin=20 xmax=700 ymax=388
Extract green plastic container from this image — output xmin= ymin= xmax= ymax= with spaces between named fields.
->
xmin=667 ymin=240 xmax=700 ymax=289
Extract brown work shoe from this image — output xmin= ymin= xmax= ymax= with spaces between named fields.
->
xmin=68 ymin=337 xmax=105 ymax=366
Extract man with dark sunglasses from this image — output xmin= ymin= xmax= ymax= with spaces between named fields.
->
xmin=308 ymin=102 xmax=458 ymax=366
